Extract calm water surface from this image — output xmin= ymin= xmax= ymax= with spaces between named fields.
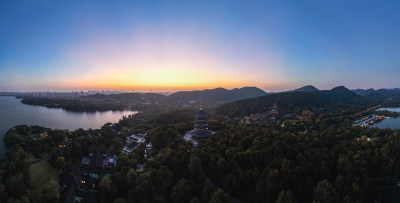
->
xmin=376 ymin=107 xmax=400 ymax=113
xmin=374 ymin=107 xmax=400 ymax=130
xmin=0 ymin=96 xmax=137 ymax=158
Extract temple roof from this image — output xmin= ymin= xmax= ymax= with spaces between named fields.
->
xmin=189 ymin=129 xmax=213 ymax=138
xmin=196 ymin=110 xmax=207 ymax=117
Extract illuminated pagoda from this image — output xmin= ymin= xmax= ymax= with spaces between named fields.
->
xmin=269 ymin=101 xmax=279 ymax=119
xmin=184 ymin=104 xmax=215 ymax=147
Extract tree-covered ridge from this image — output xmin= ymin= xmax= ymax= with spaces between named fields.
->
xmin=103 ymin=106 xmax=400 ymax=202
xmin=18 ymin=86 xmax=400 ymax=114
xmin=352 ymin=88 xmax=400 ymax=99
xmin=0 ymin=109 xmax=229 ymax=202
xmin=293 ymin=85 xmax=319 ymax=92
xmin=166 ymin=87 xmax=267 ymax=103
xmin=217 ymin=86 xmax=381 ymax=117
xmin=106 ymin=125 xmax=230 ymax=203
xmin=17 ymin=87 xmax=267 ymax=112
xmin=21 ymin=97 xmax=127 ymax=112
xmin=81 ymin=87 xmax=266 ymax=105
xmin=199 ymin=125 xmax=399 ymax=202
xmin=0 ymin=125 xmax=69 ymax=201
xmin=104 ymin=104 xmax=400 ymax=202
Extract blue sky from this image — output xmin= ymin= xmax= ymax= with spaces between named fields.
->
xmin=1 ymin=0 xmax=400 ymax=91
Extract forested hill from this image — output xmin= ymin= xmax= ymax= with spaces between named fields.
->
xmin=293 ymin=85 xmax=319 ymax=92
xmin=352 ymin=88 xmax=400 ymax=100
xmin=81 ymin=92 xmax=167 ymax=103
xmin=19 ymin=87 xmax=267 ymax=111
xmin=82 ymin=87 xmax=267 ymax=105
xmin=165 ymin=87 xmax=267 ymax=103
xmin=217 ymin=86 xmax=377 ymax=117
xmin=352 ymin=88 xmax=376 ymax=96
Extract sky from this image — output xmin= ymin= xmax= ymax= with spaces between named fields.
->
xmin=1 ymin=0 xmax=400 ymax=92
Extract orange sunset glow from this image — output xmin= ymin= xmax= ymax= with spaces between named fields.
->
xmin=1 ymin=1 xmax=399 ymax=92
xmin=2 ymin=1 xmax=400 ymax=202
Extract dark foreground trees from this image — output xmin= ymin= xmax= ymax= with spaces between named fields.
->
xmin=198 ymin=125 xmax=399 ymax=202
xmin=2 ymin=106 xmax=400 ymax=202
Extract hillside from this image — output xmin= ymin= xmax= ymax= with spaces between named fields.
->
xmin=18 ymin=87 xmax=268 ymax=111
xmin=217 ymin=86 xmax=374 ymax=117
xmin=293 ymin=85 xmax=319 ymax=92
xmin=352 ymin=88 xmax=400 ymax=100
xmin=81 ymin=93 xmax=167 ymax=104
xmin=164 ymin=87 xmax=267 ymax=103
xmin=374 ymin=88 xmax=400 ymax=99
xmin=352 ymin=88 xmax=375 ymax=96
xmin=318 ymin=86 xmax=364 ymax=104
xmin=81 ymin=87 xmax=267 ymax=105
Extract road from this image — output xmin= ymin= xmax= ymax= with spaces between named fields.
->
xmin=29 ymin=155 xmax=50 ymax=165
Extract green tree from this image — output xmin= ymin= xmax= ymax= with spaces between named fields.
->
xmin=276 ymin=190 xmax=297 ymax=203
xmin=313 ymin=179 xmax=338 ymax=203
xmin=171 ymin=179 xmax=192 ymax=203
xmin=0 ymin=183 xmax=6 ymax=202
xmin=202 ymin=179 xmax=215 ymax=202
xmin=117 ymin=154 xmax=137 ymax=174
xmin=101 ymin=123 xmax=114 ymax=140
xmin=43 ymin=178 xmax=60 ymax=200
xmin=188 ymin=155 xmax=201 ymax=175
xmin=217 ymin=158 xmax=227 ymax=177
xmin=127 ymin=168 xmax=137 ymax=184
xmin=99 ymin=176 xmax=112 ymax=192
xmin=53 ymin=156 xmax=66 ymax=169
xmin=210 ymin=188 xmax=229 ymax=203
xmin=190 ymin=197 xmax=201 ymax=203
xmin=6 ymin=176 xmax=26 ymax=198
xmin=114 ymin=198 xmax=126 ymax=203
xmin=112 ymin=137 xmax=123 ymax=153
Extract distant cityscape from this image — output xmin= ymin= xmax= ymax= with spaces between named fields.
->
xmin=0 ymin=90 xmax=174 ymax=98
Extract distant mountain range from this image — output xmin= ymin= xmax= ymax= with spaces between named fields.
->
xmin=81 ymin=87 xmax=268 ymax=106
xmin=165 ymin=87 xmax=267 ymax=103
xmin=291 ymin=85 xmax=400 ymax=101
xmin=217 ymin=86 xmax=376 ymax=117
xmin=352 ymin=88 xmax=400 ymax=100
xmin=17 ymin=85 xmax=400 ymax=113
xmin=352 ymin=88 xmax=376 ymax=96
xmin=293 ymin=85 xmax=319 ymax=92
xmin=82 ymin=92 xmax=166 ymax=103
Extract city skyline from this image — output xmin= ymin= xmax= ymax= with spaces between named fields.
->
xmin=1 ymin=1 xmax=400 ymax=92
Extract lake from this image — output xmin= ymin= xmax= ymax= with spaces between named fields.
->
xmin=374 ymin=107 xmax=400 ymax=130
xmin=376 ymin=107 xmax=400 ymax=113
xmin=0 ymin=96 xmax=137 ymax=159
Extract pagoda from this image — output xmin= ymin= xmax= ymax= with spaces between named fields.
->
xmin=184 ymin=104 xmax=214 ymax=147
xmin=269 ymin=101 xmax=279 ymax=119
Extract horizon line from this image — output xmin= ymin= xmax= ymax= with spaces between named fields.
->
xmin=1 ymin=85 xmax=400 ymax=94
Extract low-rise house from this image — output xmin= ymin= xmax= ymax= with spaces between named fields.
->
xmin=60 ymin=150 xmax=116 ymax=203
xmin=122 ymin=133 xmax=146 ymax=154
